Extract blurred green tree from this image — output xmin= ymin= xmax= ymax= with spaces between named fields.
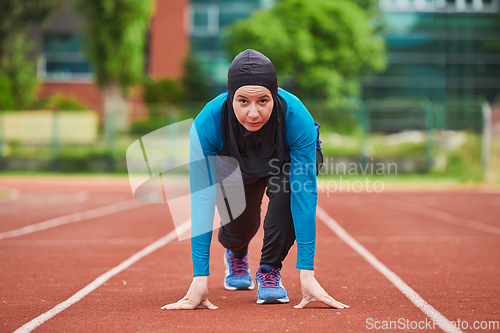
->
xmin=143 ymin=77 xmax=184 ymax=106
xmin=36 ymin=93 xmax=89 ymax=111
xmin=142 ymin=76 xmax=183 ymax=120
xmin=0 ymin=0 xmax=63 ymax=110
xmin=141 ymin=53 xmax=210 ymax=119
xmin=182 ymin=52 xmax=210 ymax=102
xmin=0 ymin=75 xmax=15 ymax=110
xmin=225 ymin=0 xmax=386 ymax=103
xmin=73 ymin=0 xmax=153 ymax=133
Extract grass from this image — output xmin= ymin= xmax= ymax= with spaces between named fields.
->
xmin=1 ymin=131 xmax=497 ymax=186
xmin=367 ymin=135 xmax=426 ymax=158
xmin=487 ymin=136 xmax=500 ymax=183
xmin=430 ymin=131 xmax=484 ymax=183
xmin=0 ymin=171 xmax=129 ymax=177
xmin=320 ymin=131 xmax=493 ymax=183
xmin=321 ymin=132 xmax=426 ymax=158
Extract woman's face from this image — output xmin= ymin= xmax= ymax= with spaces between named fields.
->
xmin=232 ymin=85 xmax=274 ymax=132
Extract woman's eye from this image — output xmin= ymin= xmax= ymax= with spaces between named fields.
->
xmin=260 ymin=99 xmax=268 ymax=104
xmin=239 ymin=99 xmax=247 ymax=104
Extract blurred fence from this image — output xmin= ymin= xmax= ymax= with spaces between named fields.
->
xmin=0 ymin=97 xmax=492 ymax=177
xmin=309 ymin=97 xmax=489 ymax=175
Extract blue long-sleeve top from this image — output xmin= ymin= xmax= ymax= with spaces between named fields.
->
xmin=189 ymin=88 xmax=317 ymax=277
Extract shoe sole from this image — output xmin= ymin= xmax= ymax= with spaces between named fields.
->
xmin=224 ymin=253 xmax=255 ymax=291
xmin=224 ymin=281 xmax=255 ymax=291
xmin=256 ymin=296 xmax=290 ymax=304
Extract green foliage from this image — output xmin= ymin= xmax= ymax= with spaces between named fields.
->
xmin=0 ymin=0 xmax=62 ymax=110
xmin=0 ymin=31 xmax=38 ymax=110
xmin=129 ymin=118 xmax=170 ymax=135
xmin=73 ymin=0 xmax=153 ymax=93
xmin=305 ymin=99 xmax=362 ymax=135
xmin=0 ymin=75 xmax=15 ymax=110
xmin=0 ymin=2 xmax=61 ymax=110
xmin=142 ymin=77 xmax=183 ymax=121
xmin=37 ymin=94 xmax=89 ymax=111
xmin=143 ymin=53 xmax=210 ymax=105
xmin=320 ymin=133 xmax=426 ymax=159
xmin=143 ymin=77 xmax=184 ymax=105
xmin=225 ymin=0 xmax=386 ymax=102
xmin=368 ymin=135 xmax=426 ymax=158
xmin=182 ymin=53 xmax=211 ymax=102
xmin=0 ymin=0 xmax=63 ymax=59
xmin=141 ymin=53 xmax=210 ymax=121
xmin=350 ymin=0 xmax=379 ymax=12
xmin=489 ymin=136 xmax=500 ymax=184
xmin=437 ymin=132 xmax=483 ymax=182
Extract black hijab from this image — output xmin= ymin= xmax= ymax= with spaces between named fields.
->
xmin=221 ymin=49 xmax=287 ymax=178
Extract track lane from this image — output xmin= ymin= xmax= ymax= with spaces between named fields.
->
xmin=31 ymin=200 xmax=449 ymax=332
xmin=0 ymin=191 xmax=132 ymax=233
xmin=318 ymin=192 xmax=500 ymax=332
xmin=317 ymin=205 xmax=461 ymax=333
xmin=2 ymin=178 xmax=499 ymax=332
xmin=0 ymin=191 xmax=89 ymax=216
xmin=13 ymin=220 xmax=190 ymax=333
xmin=1 ymin=200 xmax=174 ymax=331
xmin=380 ymin=191 xmax=500 ymax=227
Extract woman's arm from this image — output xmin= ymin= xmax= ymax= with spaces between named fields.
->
xmin=189 ymin=124 xmax=218 ymax=277
xmin=163 ymin=95 xmax=225 ymax=310
xmin=284 ymin=91 xmax=318 ymax=271
xmin=188 ymin=94 xmax=225 ymax=277
xmin=282 ymin=90 xmax=349 ymax=309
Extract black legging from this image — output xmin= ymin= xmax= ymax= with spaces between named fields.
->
xmin=217 ymin=150 xmax=323 ymax=269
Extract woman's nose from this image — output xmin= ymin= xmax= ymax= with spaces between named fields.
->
xmin=247 ymin=103 xmax=260 ymax=118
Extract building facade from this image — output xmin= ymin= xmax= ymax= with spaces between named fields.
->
xmin=362 ymin=0 xmax=500 ymax=104
xmin=30 ymin=0 xmax=500 ymax=119
xmin=30 ymin=0 xmax=189 ymax=115
xmin=189 ymin=0 xmax=275 ymax=94
xmin=189 ymin=0 xmax=500 ymax=104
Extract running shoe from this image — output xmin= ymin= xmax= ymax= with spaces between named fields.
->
xmin=224 ymin=249 xmax=255 ymax=290
xmin=255 ymin=264 xmax=289 ymax=304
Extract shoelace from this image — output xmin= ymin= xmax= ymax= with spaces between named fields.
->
xmin=257 ymin=268 xmax=280 ymax=288
xmin=228 ymin=255 xmax=248 ymax=276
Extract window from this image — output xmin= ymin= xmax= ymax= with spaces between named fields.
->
xmin=40 ymin=34 xmax=91 ymax=80
xmin=191 ymin=5 xmax=219 ymax=36
xmin=219 ymin=3 xmax=259 ymax=27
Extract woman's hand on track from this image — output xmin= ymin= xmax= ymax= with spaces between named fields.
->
xmin=294 ymin=270 xmax=349 ymax=309
xmin=161 ymin=276 xmax=218 ymax=310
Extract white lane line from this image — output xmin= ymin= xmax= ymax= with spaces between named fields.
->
xmin=373 ymin=195 xmax=500 ymax=236
xmin=13 ymin=219 xmax=191 ymax=333
xmin=0 ymin=199 xmax=144 ymax=240
xmin=0 ymin=239 xmax=182 ymax=246
xmin=0 ymin=191 xmax=89 ymax=215
xmin=317 ymin=206 xmax=462 ymax=333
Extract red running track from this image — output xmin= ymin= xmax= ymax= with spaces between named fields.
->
xmin=0 ymin=177 xmax=499 ymax=332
